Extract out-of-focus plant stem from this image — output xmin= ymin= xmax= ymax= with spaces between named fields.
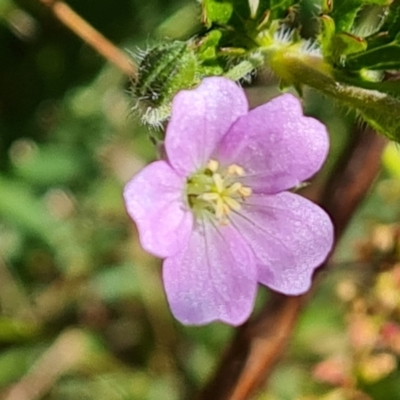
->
xmin=197 ymin=125 xmax=386 ymax=400
xmin=4 ymin=329 xmax=89 ymax=400
xmin=38 ymin=0 xmax=137 ymax=78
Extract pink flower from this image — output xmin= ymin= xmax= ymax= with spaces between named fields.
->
xmin=124 ymin=77 xmax=334 ymax=326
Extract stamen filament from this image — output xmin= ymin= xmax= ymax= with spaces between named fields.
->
xmin=238 ymin=187 xmax=252 ymax=197
xmin=213 ymin=173 xmax=224 ymax=192
xmin=223 ymin=196 xmax=241 ymax=211
xmin=225 ymin=182 xmax=243 ymax=195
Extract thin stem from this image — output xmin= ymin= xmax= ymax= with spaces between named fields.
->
xmin=38 ymin=0 xmax=137 ymax=78
xmin=197 ymin=125 xmax=386 ymax=400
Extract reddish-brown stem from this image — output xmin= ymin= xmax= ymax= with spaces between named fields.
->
xmin=38 ymin=0 xmax=137 ymax=78
xmin=198 ymin=126 xmax=386 ymax=400
xmin=321 ymin=125 xmax=387 ymax=239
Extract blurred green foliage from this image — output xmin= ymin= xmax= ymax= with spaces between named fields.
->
xmin=1 ymin=1 xmax=400 ymax=399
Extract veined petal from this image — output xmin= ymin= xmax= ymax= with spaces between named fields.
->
xmin=165 ymin=77 xmax=248 ymax=176
xmin=163 ymin=219 xmax=257 ymax=326
xmin=124 ymin=161 xmax=192 ymax=258
xmin=232 ymin=192 xmax=333 ymax=295
xmin=215 ymin=94 xmax=329 ymax=194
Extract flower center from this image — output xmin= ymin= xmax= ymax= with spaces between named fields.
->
xmin=186 ymin=159 xmax=252 ymax=224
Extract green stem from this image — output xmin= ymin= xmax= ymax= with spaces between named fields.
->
xmin=263 ymin=46 xmax=400 ymax=141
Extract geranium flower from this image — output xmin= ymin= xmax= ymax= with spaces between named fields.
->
xmin=124 ymin=77 xmax=333 ymax=326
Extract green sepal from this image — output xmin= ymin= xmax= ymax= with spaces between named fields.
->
xmin=321 ymin=0 xmax=334 ymax=14
xmin=319 ymin=15 xmax=336 ymax=60
xmin=197 ymin=30 xmax=223 ymax=61
xmin=330 ymin=32 xmax=367 ymax=63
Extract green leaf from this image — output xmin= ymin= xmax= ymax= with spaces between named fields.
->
xmin=0 ymin=345 xmax=43 ymax=386
xmin=382 ymin=0 xmax=400 ymax=39
xmin=13 ymin=144 xmax=87 ymax=186
xmin=361 ymin=371 xmax=400 ymax=400
xmin=342 ymin=1 xmax=400 ymax=71
xmin=0 ymin=317 xmax=40 ymax=343
xmin=0 ymin=175 xmax=60 ymax=245
xmin=331 ymin=0 xmax=391 ymax=32
xmin=383 ymin=142 xmax=400 ymax=179
xmin=331 ymin=0 xmax=364 ymax=32
xmin=346 ymin=35 xmax=400 ymax=70
xmin=269 ymin=0 xmax=294 ymax=19
xmin=201 ymin=0 xmax=236 ymax=26
xmin=201 ymin=0 xmax=294 ymax=28
xmin=89 ymin=263 xmax=140 ymax=302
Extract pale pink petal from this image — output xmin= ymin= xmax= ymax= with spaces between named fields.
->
xmin=165 ymin=77 xmax=248 ymax=175
xmin=123 ymin=161 xmax=192 ymax=258
xmin=231 ymin=192 xmax=333 ymax=295
xmin=163 ymin=219 xmax=257 ymax=326
xmin=215 ymin=94 xmax=329 ymax=194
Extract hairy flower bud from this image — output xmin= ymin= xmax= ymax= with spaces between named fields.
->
xmin=132 ymin=41 xmax=199 ymax=130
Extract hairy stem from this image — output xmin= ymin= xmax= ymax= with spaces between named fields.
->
xmin=197 ymin=125 xmax=386 ymax=400
xmin=38 ymin=0 xmax=137 ymax=77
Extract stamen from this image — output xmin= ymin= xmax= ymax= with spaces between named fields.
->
xmin=223 ymin=196 xmax=241 ymax=211
xmin=201 ymin=193 xmax=219 ymax=201
xmin=221 ymin=202 xmax=231 ymax=216
xmin=186 ymin=160 xmax=252 ymax=224
xmin=227 ymin=164 xmax=245 ymax=176
xmin=207 ymin=159 xmax=219 ymax=172
xmin=225 ymin=182 xmax=243 ymax=195
xmin=215 ymin=198 xmax=225 ymax=219
xmin=213 ymin=173 xmax=225 ymax=192
xmin=238 ymin=187 xmax=252 ymax=197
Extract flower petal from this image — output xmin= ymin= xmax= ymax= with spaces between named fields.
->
xmin=215 ymin=94 xmax=329 ymax=193
xmin=232 ymin=192 xmax=333 ymax=295
xmin=165 ymin=77 xmax=248 ymax=175
xmin=163 ymin=219 xmax=257 ymax=326
xmin=123 ymin=161 xmax=192 ymax=258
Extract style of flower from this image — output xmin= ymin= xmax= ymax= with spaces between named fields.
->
xmin=124 ymin=77 xmax=334 ymax=326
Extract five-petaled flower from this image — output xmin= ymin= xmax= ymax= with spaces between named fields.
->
xmin=124 ymin=77 xmax=334 ymax=326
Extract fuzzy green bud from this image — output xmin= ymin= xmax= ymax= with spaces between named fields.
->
xmin=132 ymin=41 xmax=199 ymax=129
